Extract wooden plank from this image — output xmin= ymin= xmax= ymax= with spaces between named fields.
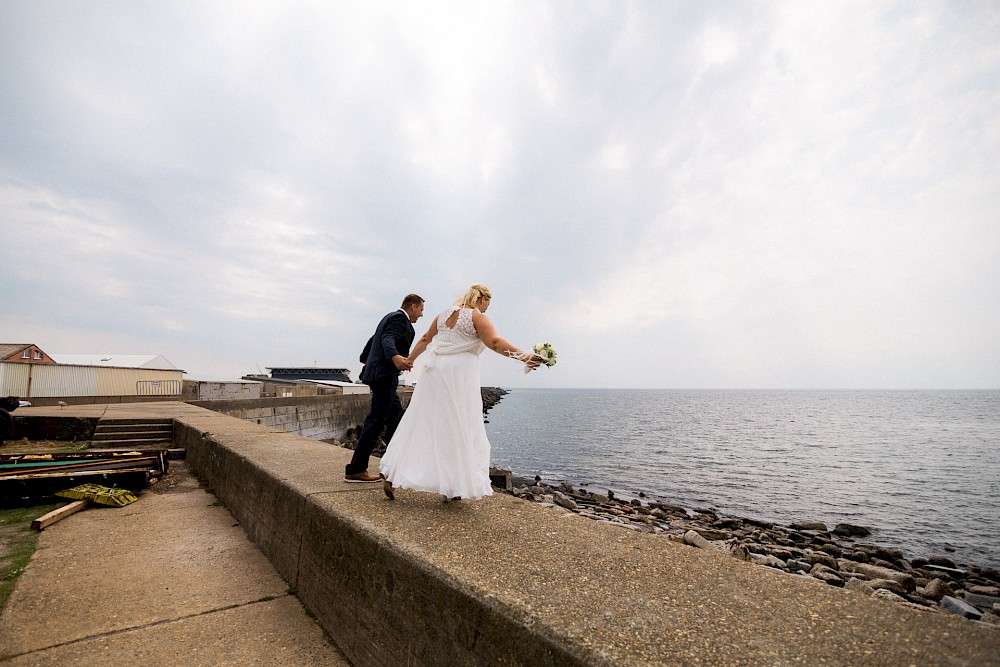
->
xmin=31 ymin=500 xmax=88 ymax=530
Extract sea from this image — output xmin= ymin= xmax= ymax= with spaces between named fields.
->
xmin=484 ymin=388 xmax=1000 ymax=570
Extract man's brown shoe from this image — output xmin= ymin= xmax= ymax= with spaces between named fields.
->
xmin=344 ymin=471 xmax=381 ymax=483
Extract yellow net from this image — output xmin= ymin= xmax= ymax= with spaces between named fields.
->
xmin=56 ymin=483 xmax=139 ymax=507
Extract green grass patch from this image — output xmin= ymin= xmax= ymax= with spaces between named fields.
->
xmin=0 ymin=503 xmax=60 ymax=613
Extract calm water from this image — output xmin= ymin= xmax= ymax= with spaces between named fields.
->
xmin=485 ymin=389 xmax=1000 ymax=569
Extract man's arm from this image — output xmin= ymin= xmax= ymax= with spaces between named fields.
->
xmin=379 ymin=313 xmax=412 ymax=371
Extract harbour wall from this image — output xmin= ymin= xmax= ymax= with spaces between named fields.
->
xmin=187 ymin=392 xmax=412 ymax=441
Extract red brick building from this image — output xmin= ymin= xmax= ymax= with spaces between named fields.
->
xmin=0 ymin=343 xmax=57 ymax=364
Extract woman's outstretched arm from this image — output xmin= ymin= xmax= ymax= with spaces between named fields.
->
xmin=472 ymin=310 xmax=540 ymax=368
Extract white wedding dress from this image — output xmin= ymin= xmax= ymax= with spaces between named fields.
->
xmin=379 ymin=307 xmax=494 ymax=499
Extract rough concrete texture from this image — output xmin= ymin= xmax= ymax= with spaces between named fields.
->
xmin=7 ymin=401 xmax=1000 ymax=666
xmin=0 ymin=434 xmax=348 ymax=665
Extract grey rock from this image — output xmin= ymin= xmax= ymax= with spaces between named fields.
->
xmin=917 ymin=578 xmax=952 ymax=601
xmin=855 ymin=544 xmax=904 ymax=562
xmin=924 ymin=563 xmax=966 ymax=577
xmin=789 ymin=521 xmax=828 ymax=532
xmin=963 ymin=591 xmax=1000 ymax=611
xmin=692 ymin=528 xmax=731 ymax=541
xmin=940 ymin=595 xmax=983 ymax=620
xmin=845 ymin=578 xmax=875 ymax=596
xmin=651 ymin=502 xmax=687 ymax=515
xmin=553 ymin=494 xmax=578 ymax=511
xmin=868 ymin=579 xmax=909 ymax=596
xmin=833 ymin=523 xmax=872 ymax=537
xmin=787 ymin=559 xmax=812 ymax=573
xmin=872 ymin=588 xmax=908 ymax=604
xmin=837 ymin=560 xmax=916 ymax=592
xmin=807 ymin=552 xmax=838 ymax=570
xmin=812 ymin=571 xmax=845 ymax=587
xmin=683 ymin=530 xmax=712 ymax=549
xmin=750 ymin=553 xmax=786 ymax=569
xmin=819 ymin=543 xmax=843 ymax=559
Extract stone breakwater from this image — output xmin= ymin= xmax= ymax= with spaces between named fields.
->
xmin=503 ymin=475 xmax=1000 ymax=627
xmin=481 ymin=386 xmax=508 ymax=416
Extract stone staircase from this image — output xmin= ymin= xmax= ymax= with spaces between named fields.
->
xmin=91 ymin=418 xmax=174 ymax=449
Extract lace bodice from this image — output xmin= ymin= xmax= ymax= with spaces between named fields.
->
xmin=437 ymin=307 xmax=478 ymax=338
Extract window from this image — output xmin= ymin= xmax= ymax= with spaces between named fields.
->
xmin=21 ymin=350 xmax=29 ymax=359
xmin=34 ymin=350 xmax=42 ymax=360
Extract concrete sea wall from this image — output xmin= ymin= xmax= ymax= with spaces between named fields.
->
xmin=187 ymin=393 xmax=411 ymax=441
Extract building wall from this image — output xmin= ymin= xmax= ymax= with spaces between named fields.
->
xmin=182 ymin=380 xmax=263 ymax=401
xmin=0 ymin=361 xmax=182 ymax=398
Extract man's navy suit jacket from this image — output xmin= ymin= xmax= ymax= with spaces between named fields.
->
xmin=359 ymin=310 xmax=415 ymax=385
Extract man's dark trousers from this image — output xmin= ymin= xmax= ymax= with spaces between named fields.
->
xmin=346 ymin=374 xmax=403 ymax=475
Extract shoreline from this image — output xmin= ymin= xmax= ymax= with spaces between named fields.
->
xmin=480 ymin=387 xmax=1000 ymax=624
xmin=336 ymin=388 xmax=999 ymax=623
xmin=496 ymin=472 xmax=1000 ymax=624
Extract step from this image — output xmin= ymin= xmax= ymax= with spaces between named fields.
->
xmin=93 ymin=430 xmax=172 ymax=440
xmin=96 ymin=418 xmax=173 ymax=427
xmin=95 ymin=423 xmax=174 ymax=434
xmin=88 ymin=437 xmax=173 ymax=447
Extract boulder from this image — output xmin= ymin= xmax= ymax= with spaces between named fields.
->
xmin=787 ymin=559 xmax=812 ymax=573
xmin=790 ymin=521 xmax=828 ymax=532
xmin=939 ymin=596 xmax=983 ymax=620
xmin=833 ymin=523 xmax=872 ymax=538
xmin=962 ymin=591 xmax=1000 ymax=611
xmin=855 ymin=544 xmax=904 ymax=562
xmin=807 ymin=551 xmax=838 ymax=570
xmin=812 ymin=570 xmax=845 ymax=587
xmin=845 ymin=578 xmax=875 ymax=596
xmin=750 ymin=553 xmax=786 ymax=569
xmin=819 ymin=543 xmax=843 ymax=559
xmin=837 ymin=560 xmax=916 ymax=592
xmin=872 ymin=589 xmax=908 ymax=604
xmin=683 ymin=530 xmax=713 ymax=549
xmin=917 ymin=578 xmax=953 ymax=601
xmin=553 ymin=493 xmax=578 ymax=511
xmin=868 ymin=579 xmax=909 ymax=596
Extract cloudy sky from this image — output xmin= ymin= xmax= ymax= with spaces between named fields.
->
xmin=2 ymin=1 xmax=998 ymax=389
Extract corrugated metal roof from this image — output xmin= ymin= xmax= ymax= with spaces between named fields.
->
xmin=50 ymin=354 xmax=180 ymax=371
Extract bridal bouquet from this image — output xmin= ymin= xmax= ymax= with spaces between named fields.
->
xmin=509 ymin=343 xmax=557 ymax=374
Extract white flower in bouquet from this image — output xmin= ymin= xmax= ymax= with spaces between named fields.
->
xmin=533 ymin=343 xmax=557 ymax=367
xmin=509 ymin=342 xmax=557 ymax=373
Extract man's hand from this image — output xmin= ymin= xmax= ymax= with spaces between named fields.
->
xmin=393 ymin=355 xmax=413 ymax=372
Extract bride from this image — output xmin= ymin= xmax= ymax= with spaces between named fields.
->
xmin=379 ymin=283 xmax=539 ymax=501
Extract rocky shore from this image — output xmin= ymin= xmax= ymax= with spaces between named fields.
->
xmin=499 ymin=473 xmax=1000 ymax=626
xmin=480 ymin=386 xmax=508 ymax=416
xmin=336 ymin=388 xmax=998 ymax=625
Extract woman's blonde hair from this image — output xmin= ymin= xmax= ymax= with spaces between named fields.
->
xmin=455 ymin=283 xmax=492 ymax=308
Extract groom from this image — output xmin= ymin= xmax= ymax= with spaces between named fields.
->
xmin=345 ymin=293 xmax=425 ymax=482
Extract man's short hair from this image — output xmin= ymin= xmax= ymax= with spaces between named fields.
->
xmin=401 ymin=293 xmax=424 ymax=309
